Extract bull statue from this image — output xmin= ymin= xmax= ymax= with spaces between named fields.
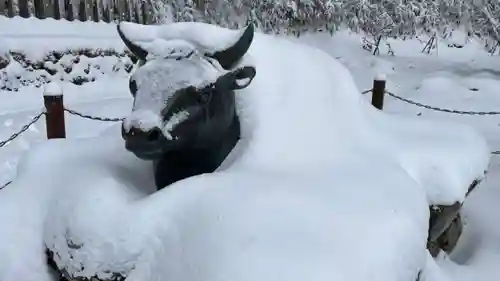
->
xmin=118 ymin=22 xmax=256 ymax=190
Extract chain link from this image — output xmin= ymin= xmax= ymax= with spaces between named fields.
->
xmin=0 ymin=180 xmax=12 ymax=190
xmin=64 ymin=108 xmax=125 ymax=122
xmin=0 ymin=109 xmax=122 ymax=191
xmin=0 ymin=112 xmax=45 ymax=148
xmin=361 ymin=89 xmax=372 ymax=95
xmin=385 ymin=90 xmax=500 ymax=115
xmin=0 ymin=113 xmax=45 ymax=191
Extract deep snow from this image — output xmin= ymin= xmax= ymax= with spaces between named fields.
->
xmin=0 ymin=16 xmax=498 ymax=281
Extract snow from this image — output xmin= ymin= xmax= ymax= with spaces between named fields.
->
xmin=43 ymin=82 xmax=62 ymax=97
xmin=163 ymin=110 xmax=190 ymax=139
xmin=0 ymin=17 xmax=498 ymax=281
xmin=120 ymin=21 xmax=247 ymax=55
xmin=375 ymin=73 xmax=387 ymax=81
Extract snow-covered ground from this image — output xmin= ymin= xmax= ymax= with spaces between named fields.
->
xmin=0 ymin=16 xmax=499 ymax=281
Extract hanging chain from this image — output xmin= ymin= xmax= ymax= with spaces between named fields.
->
xmin=0 ymin=112 xmax=45 ymax=148
xmin=64 ymin=108 xmax=125 ymax=122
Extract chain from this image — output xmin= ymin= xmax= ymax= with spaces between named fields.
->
xmin=361 ymin=89 xmax=372 ymax=95
xmin=386 ymin=90 xmax=500 ymax=115
xmin=362 ymin=89 xmax=500 ymax=115
xmin=0 ymin=112 xmax=45 ymax=191
xmin=64 ymin=108 xmax=125 ymax=122
xmin=362 ymin=89 xmax=500 ymax=155
xmin=0 ymin=180 xmax=11 ymax=190
xmin=0 ymin=109 xmax=123 ymax=191
xmin=0 ymin=112 xmax=45 ymax=148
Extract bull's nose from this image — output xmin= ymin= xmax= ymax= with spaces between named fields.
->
xmin=122 ymin=125 xmax=163 ymax=142
xmin=122 ymin=126 xmax=166 ymax=160
xmin=146 ymin=127 xmax=162 ymax=142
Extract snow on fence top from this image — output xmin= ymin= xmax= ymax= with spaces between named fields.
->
xmin=0 ymin=0 xmax=154 ymax=24
xmin=0 ymin=16 xmax=125 ymax=60
xmin=43 ymin=82 xmax=63 ymax=96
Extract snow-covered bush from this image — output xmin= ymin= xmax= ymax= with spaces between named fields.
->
xmin=0 ymin=49 xmax=136 ymax=91
xmin=0 ymin=16 xmax=138 ymax=90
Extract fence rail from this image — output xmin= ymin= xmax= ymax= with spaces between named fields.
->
xmin=0 ymin=0 xmax=155 ymax=24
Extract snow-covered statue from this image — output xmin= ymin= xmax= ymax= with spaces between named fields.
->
xmin=118 ymin=23 xmax=256 ymax=190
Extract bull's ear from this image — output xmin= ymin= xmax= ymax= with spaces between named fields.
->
xmin=117 ymin=23 xmax=148 ymax=61
xmin=209 ymin=24 xmax=254 ymax=70
xmin=218 ymin=66 xmax=256 ymax=90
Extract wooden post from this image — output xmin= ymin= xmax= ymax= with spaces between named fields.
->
xmin=43 ymin=83 xmax=66 ymax=139
xmin=371 ymin=74 xmax=386 ymax=110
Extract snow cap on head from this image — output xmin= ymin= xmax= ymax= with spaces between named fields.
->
xmin=118 ymin=21 xmax=255 ymax=70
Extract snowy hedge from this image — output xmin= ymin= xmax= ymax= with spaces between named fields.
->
xmin=0 ymin=49 xmax=137 ymax=91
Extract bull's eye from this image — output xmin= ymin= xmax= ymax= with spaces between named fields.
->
xmin=198 ymin=89 xmax=212 ymax=104
xmin=129 ymin=79 xmax=138 ymax=96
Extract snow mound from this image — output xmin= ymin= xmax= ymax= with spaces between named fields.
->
xmin=4 ymin=126 xmax=429 ymax=281
xmin=0 ymin=21 xmax=491 ymax=281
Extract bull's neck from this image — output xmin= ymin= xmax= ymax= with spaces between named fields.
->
xmin=154 ymin=114 xmax=240 ymax=190
xmin=206 ymin=114 xmax=241 ymax=168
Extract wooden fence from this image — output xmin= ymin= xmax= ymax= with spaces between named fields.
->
xmin=0 ymin=0 xmax=155 ymax=24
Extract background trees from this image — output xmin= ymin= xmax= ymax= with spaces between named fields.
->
xmin=150 ymin=0 xmax=500 ymax=53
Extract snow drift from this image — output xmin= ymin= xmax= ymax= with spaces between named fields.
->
xmin=0 ymin=21 xmax=491 ymax=281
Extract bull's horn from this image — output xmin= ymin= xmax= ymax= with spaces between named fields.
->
xmin=117 ymin=22 xmax=148 ymax=61
xmin=209 ymin=24 xmax=254 ymax=70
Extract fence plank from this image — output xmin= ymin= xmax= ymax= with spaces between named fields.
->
xmin=0 ymin=0 xmax=5 ymax=16
xmin=141 ymin=0 xmax=148 ymax=24
xmin=34 ymin=0 xmax=46 ymax=19
xmin=127 ymin=0 xmax=132 ymax=20
xmin=118 ymin=0 xmax=125 ymax=21
xmin=6 ymin=0 xmax=14 ymax=17
xmin=78 ymin=0 xmax=87 ymax=21
xmin=102 ymin=1 xmax=111 ymax=23
xmin=91 ymin=0 xmax=98 ymax=22
xmin=18 ymin=0 xmax=30 ymax=18
xmin=64 ymin=0 xmax=74 ymax=21
xmin=112 ymin=0 xmax=119 ymax=21
xmin=53 ymin=0 xmax=61 ymax=19
xmin=133 ymin=2 xmax=140 ymax=24
xmin=124 ymin=0 xmax=131 ymax=21
xmin=44 ymin=0 xmax=53 ymax=18
xmin=0 ymin=0 xmax=149 ymax=22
